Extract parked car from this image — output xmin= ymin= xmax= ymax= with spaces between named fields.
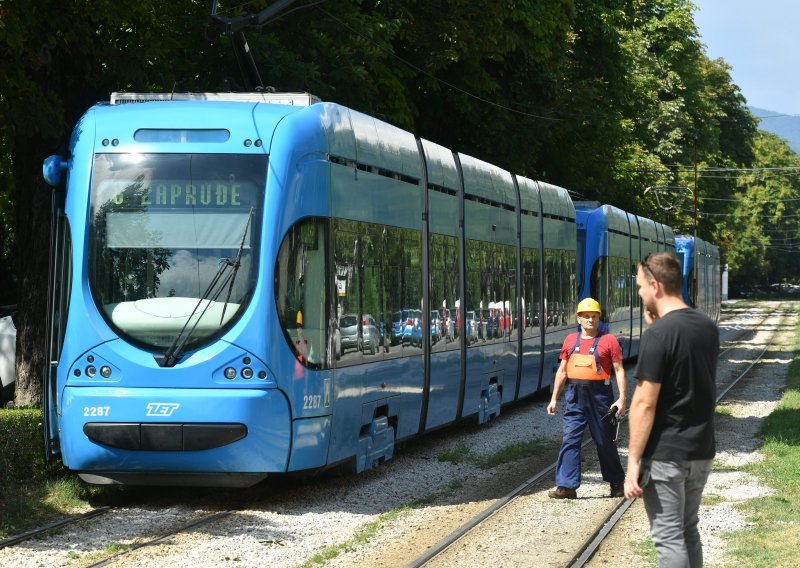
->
xmin=338 ymin=313 xmax=361 ymax=355
xmin=0 ymin=306 xmax=17 ymax=407
xmin=408 ymin=310 xmax=423 ymax=347
xmin=402 ymin=309 xmax=420 ymax=346
xmin=390 ymin=309 xmax=407 ymax=345
xmin=361 ymin=314 xmax=379 ymax=355
xmin=430 ymin=310 xmax=442 ymax=344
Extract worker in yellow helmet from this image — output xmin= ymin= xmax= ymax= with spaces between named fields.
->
xmin=546 ymin=297 xmax=627 ymax=499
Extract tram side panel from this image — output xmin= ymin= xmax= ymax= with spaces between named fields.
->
xmin=517 ymin=176 xmax=544 ymax=398
xmin=540 ymin=183 xmax=577 ymax=391
xmin=424 ymin=139 xmax=464 ymax=430
xmin=315 ymin=105 xmax=427 ymax=469
xmin=460 ymin=154 xmax=519 ymax=422
xmin=627 ymin=213 xmax=642 ymax=359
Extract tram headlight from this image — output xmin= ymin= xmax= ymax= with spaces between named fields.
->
xmin=241 ymin=367 xmax=253 ymax=379
xmin=224 ymin=367 xmax=237 ymax=380
xmin=85 ymin=366 xmax=97 ymax=378
xmin=100 ymin=366 xmax=112 ymax=378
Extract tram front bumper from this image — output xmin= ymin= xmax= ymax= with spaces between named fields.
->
xmin=59 ymin=386 xmax=291 ymax=478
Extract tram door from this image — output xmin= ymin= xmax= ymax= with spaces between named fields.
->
xmin=44 ymin=190 xmax=70 ymax=460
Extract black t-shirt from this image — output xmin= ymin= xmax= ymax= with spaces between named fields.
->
xmin=635 ymin=307 xmax=719 ymax=460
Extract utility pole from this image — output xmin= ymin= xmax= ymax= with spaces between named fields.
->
xmin=694 ymin=140 xmax=699 ymax=237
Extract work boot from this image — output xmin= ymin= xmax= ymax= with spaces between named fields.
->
xmin=548 ymin=486 xmax=577 ymax=499
xmin=610 ymin=481 xmax=624 ymax=498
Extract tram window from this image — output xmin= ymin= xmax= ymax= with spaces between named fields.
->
xmin=276 ymin=218 xmax=329 ymax=368
xmin=545 ymin=248 xmax=569 ymax=330
xmin=566 ymin=249 xmax=577 ymax=319
xmin=333 ymin=220 xmax=421 ymax=364
xmin=504 ymin=244 xmax=517 ymax=342
xmin=332 ymin=220 xmax=363 ymax=366
xmin=590 ymin=256 xmax=607 ymax=321
xmin=521 ymin=247 xmax=540 ymax=339
xmin=383 ymin=226 xmax=412 ymax=358
xmin=430 ymin=234 xmax=459 ymax=351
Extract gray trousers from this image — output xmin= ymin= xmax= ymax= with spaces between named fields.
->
xmin=642 ymin=459 xmax=714 ymax=568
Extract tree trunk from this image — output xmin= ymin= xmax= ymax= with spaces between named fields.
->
xmin=12 ymin=137 xmax=54 ymax=407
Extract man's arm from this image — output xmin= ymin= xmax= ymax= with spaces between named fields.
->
xmin=547 ymin=359 xmax=569 ymax=416
xmin=611 ymin=359 xmax=626 ymax=415
xmin=624 ymin=378 xmax=661 ymax=499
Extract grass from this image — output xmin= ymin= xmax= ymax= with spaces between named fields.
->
xmin=437 ymin=444 xmax=471 ymax=464
xmin=632 ymin=538 xmax=657 ymax=564
xmin=715 ymin=405 xmax=733 ymax=417
xmin=0 ymin=475 xmax=118 ymax=538
xmin=437 ymin=438 xmax=545 ymax=469
xmin=721 ymin=315 xmax=800 ymax=566
xmin=297 ymin=505 xmax=411 ymax=568
xmin=701 ymin=493 xmax=725 ymax=507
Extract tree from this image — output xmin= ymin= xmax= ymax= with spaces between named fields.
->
xmin=0 ymin=0 xmax=764 ymax=404
xmin=723 ymin=132 xmax=800 ymax=286
xmin=0 ymin=0 xmax=223 ymax=405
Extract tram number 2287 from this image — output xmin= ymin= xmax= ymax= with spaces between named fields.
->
xmin=303 ymin=395 xmax=322 ymax=410
xmin=84 ymin=406 xmax=111 ymax=417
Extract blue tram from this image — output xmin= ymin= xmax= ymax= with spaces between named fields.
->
xmin=40 ymin=92 xmax=719 ymax=486
xmin=575 ymin=203 xmax=676 ymax=359
xmin=675 ymin=236 xmax=721 ymax=323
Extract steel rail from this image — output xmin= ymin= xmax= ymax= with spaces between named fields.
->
xmin=85 ymin=510 xmax=236 ymax=568
xmin=0 ymin=507 xmax=111 ymax=550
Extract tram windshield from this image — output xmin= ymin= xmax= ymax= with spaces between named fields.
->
xmin=88 ymin=153 xmax=266 ymax=351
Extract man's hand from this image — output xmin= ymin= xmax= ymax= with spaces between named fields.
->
xmin=547 ymin=400 xmax=557 ymax=415
xmin=624 ymin=461 xmax=644 ymax=499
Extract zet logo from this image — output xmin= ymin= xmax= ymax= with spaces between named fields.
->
xmin=145 ymin=402 xmax=180 ymax=417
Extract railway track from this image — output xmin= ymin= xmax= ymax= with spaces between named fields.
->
xmin=407 ymin=304 xmax=787 ymax=568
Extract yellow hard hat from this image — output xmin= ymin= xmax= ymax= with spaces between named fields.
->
xmin=576 ymin=297 xmax=602 ymax=314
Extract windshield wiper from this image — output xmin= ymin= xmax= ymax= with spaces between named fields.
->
xmin=219 ymin=206 xmax=254 ymax=324
xmin=157 ymin=207 xmax=255 ymax=368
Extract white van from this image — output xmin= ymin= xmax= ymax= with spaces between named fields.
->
xmin=0 ymin=308 xmax=16 ymax=407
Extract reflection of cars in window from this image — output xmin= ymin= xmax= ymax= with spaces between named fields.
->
xmin=403 ymin=309 xmax=420 ymax=346
xmin=0 ymin=306 xmax=17 ymax=407
xmin=391 ymin=309 xmax=407 ymax=345
xmin=338 ymin=314 xmax=360 ymax=355
xmin=362 ymin=314 xmax=379 ymax=356
xmin=430 ymin=310 xmax=441 ymax=344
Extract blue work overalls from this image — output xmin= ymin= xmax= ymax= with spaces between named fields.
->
xmin=554 ymin=332 xmax=625 ymax=489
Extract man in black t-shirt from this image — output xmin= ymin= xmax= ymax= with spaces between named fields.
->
xmin=625 ymin=252 xmax=719 ymax=568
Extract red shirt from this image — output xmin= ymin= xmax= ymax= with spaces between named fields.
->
xmin=559 ymin=332 xmax=622 ymax=376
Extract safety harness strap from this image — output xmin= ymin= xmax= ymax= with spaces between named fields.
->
xmin=567 ymin=327 xmax=604 ymax=375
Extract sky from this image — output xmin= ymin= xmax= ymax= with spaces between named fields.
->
xmin=693 ymin=0 xmax=800 ymax=116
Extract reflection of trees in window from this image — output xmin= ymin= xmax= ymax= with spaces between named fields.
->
xmin=333 ymin=219 xmax=422 ymax=363
xmin=93 ymin=174 xmax=172 ymax=302
xmin=430 ymin=233 xmax=459 ymax=350
xmin=276 ymin=218 xmax=328 ymax=368
xmin=464 ymin=240 xmax=515 ymax=342
xmin=521 ymin=247 xmax=540 ymax=338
